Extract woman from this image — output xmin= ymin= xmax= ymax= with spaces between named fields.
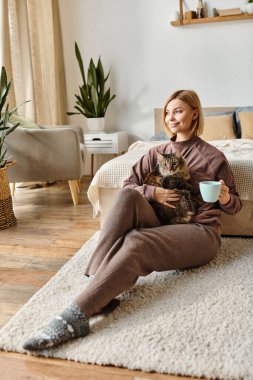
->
xmin=23 ymin=90 xmax=242 ymax=350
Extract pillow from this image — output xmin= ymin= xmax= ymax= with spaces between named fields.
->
xmin=201 ymin=115 xmax=236 ymax=141
xmin=204 ymin=111 xmax=238 ymax=137
xmin=8 ymin=114 xmax=40 ymax=129
xmin=235 ymin=107 xmax=253 ymax=138
xmin=238 ymin=112 xmax=253 ymax=139
xmin=150 ymin=132 xmax=168 ymax=141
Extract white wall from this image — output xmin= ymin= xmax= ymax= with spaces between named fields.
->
xmin=58 ymin=0 xmax=253 ymax=171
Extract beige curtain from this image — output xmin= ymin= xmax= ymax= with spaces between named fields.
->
xmin=0 ymin=0 xmax=67 ymax=125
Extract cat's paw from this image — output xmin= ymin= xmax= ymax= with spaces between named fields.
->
xmin=181 ymin=212 xmax=194 ymax=223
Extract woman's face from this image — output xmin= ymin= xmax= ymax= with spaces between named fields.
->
xmin=165 ymin=99 xmax=197 ymax=136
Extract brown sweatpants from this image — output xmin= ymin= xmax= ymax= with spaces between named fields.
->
xmin=75 ymin=188 xmax=221 ymax=317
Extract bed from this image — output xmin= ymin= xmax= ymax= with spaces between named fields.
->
xmin=87 ymin=107 xmax=253 ymax=236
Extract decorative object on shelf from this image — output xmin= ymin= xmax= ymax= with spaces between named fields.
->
xmin=210 ymin=8 xmax=217 ymax=17
xmin=196 ymin=0 xmax=205 ymax=18
xmin=217 ymin=8 xmax=242 ymax=16
xmin=185 ymin=11 xmax=197 ymax=20
xmin=67 ymin=42 xmax=116 ymax=132
xmin=246 ymin=0 xmax=253 ymax=14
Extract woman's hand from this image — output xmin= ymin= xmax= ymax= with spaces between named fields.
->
xmin=218 ymin=180 xmax=231 ymax=205
xmin=154 ymin=187 xmax=181 ymax=209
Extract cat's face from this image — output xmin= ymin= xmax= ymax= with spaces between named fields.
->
xmin=157 ymin=152 xmax=186 ymax=176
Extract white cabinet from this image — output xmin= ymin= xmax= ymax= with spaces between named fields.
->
xmin=84 ymin=131 xmax=128 ymax=175
xmin=84 ymin=131 xmax=128 ymax=154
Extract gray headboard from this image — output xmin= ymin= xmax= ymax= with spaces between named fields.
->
xmin=154 ymin=107 xmax=236 ymax=134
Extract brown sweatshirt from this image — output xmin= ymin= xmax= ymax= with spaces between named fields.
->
xmin=123 ymin=136 xmax=242 ymax=231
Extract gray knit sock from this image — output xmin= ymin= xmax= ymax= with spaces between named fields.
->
xmin=23 ymin=303 xmax=89 ymax=351
xmin=84 ymin=274 xmax=95 ymax=280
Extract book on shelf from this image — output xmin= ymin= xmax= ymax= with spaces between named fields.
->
xmin=217 ymin=8 xmax=242 ymax=16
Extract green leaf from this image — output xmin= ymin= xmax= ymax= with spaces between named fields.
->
xmin=0 ymin=66 xmax=7 ymax=91
xmin=79 ymin=94 xmax=94 ymax=114
xmin=0 ymin=150 xmax=7 ymax=165
xmin=66 ymin=111 xmax=79 ymax=116
xmin=74 ymin=86 xmax=93 ymax=115
xmin=97 ymin=58 xmax=104 ymax=80
xmin=73 ymin=105 xmax=86 ymax=116
xmin=74 ymin=105 xmax=95 ymax=118
xmin=103 ymin=88 xmax=111 ymax=106
xmin=88 ymin=59 xmax=97 ymax=89
xmin=79 ymin=86 xmax=91 ymax=105
xmin=79 ymin=85 xmax=88 ymax=98
xmin=0 ymin=81 xmax=12 ymax=114
xmin=96 ymin=58 xmax=105 ymax=96
xmin=8 ymin=100 xmax=31 ymax=117
xmin=104 ymin=94 xmax=116 ymax=113
xmin=91 ymin=85 xmax=99 ymax=116
xmin=83 ymin=108 xmax=96 ymax=118
xmin=104 ymin=69 xmax=110 ymax=83
xmin=75 ymin=42 xmax=86 ymax=86
xmin=3 ymin=122 xmax=20 ymax=137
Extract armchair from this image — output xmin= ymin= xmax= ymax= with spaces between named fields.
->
xmin=4 ymin=124 xmax=87 ymax=205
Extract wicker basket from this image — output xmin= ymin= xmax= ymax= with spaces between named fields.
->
xmin=0 ymin=161 xmax=17 ymax=229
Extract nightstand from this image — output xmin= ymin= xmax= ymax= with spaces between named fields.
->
xmin=84 ymin=131 xmax=128 ymax=176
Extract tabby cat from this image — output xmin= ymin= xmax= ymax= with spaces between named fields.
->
xmin=144 ymin=152 xmax=196 ymax=225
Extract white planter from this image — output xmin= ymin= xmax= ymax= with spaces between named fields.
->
xmin=246 ymin=3 xmax=253 ymax=13
xmin=86 ymin=117 xmax=105 ymax=132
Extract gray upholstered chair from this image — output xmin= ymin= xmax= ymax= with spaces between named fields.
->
xmin=4 ymin=124 xmax=87 ymax=205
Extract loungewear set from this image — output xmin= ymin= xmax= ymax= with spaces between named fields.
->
xmin=75 ymin=136 xmax=242 ymax=317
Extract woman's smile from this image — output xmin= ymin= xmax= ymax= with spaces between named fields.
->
xmin=169 ymin=123 xmax=179 ymax=128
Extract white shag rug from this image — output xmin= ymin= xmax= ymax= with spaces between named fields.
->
xmin=0 ymin=232 xmax=253 ymax=380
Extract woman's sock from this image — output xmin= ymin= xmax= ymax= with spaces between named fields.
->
xmin=84 ymin=274 xmax=95 ymax=280
xmin=23 ymin=303 xmax=89 ymax=351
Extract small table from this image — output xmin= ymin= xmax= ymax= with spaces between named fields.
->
xmin=84 ymin=131 xmax=128 ymax=176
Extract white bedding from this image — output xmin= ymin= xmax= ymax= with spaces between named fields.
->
xmin=87 ymin=139 xmax=253 ymax=216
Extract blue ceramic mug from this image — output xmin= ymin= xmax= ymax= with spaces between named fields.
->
xmin=199 ymin=181 xmax=221 ymax=202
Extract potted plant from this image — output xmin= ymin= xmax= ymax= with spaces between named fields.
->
xmin=67 ymin=42 xmax=116 ymax=132
xmin=0 ymin=66 xmax=22 ymax=229
xmin=246 ymin=0 xmax=253 ymax=13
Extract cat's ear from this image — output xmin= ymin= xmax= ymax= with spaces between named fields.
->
xmin=157 ymin=152 xmax=164 ymax=163
xmin=175 ymin=150 xmax=181 ymax=158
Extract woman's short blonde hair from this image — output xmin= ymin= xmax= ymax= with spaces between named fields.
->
xmin=162 ymin=89 xmax=204 ymax=137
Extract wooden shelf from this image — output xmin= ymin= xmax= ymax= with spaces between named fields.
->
xmin=171 ymin=0 xmax=253 ymax=27
xmin=171 ymin=13 xmax=253 ymax=26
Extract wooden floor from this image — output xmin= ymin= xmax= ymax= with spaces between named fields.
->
xmin=0 ymin=178 xmax=200 ymax=380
